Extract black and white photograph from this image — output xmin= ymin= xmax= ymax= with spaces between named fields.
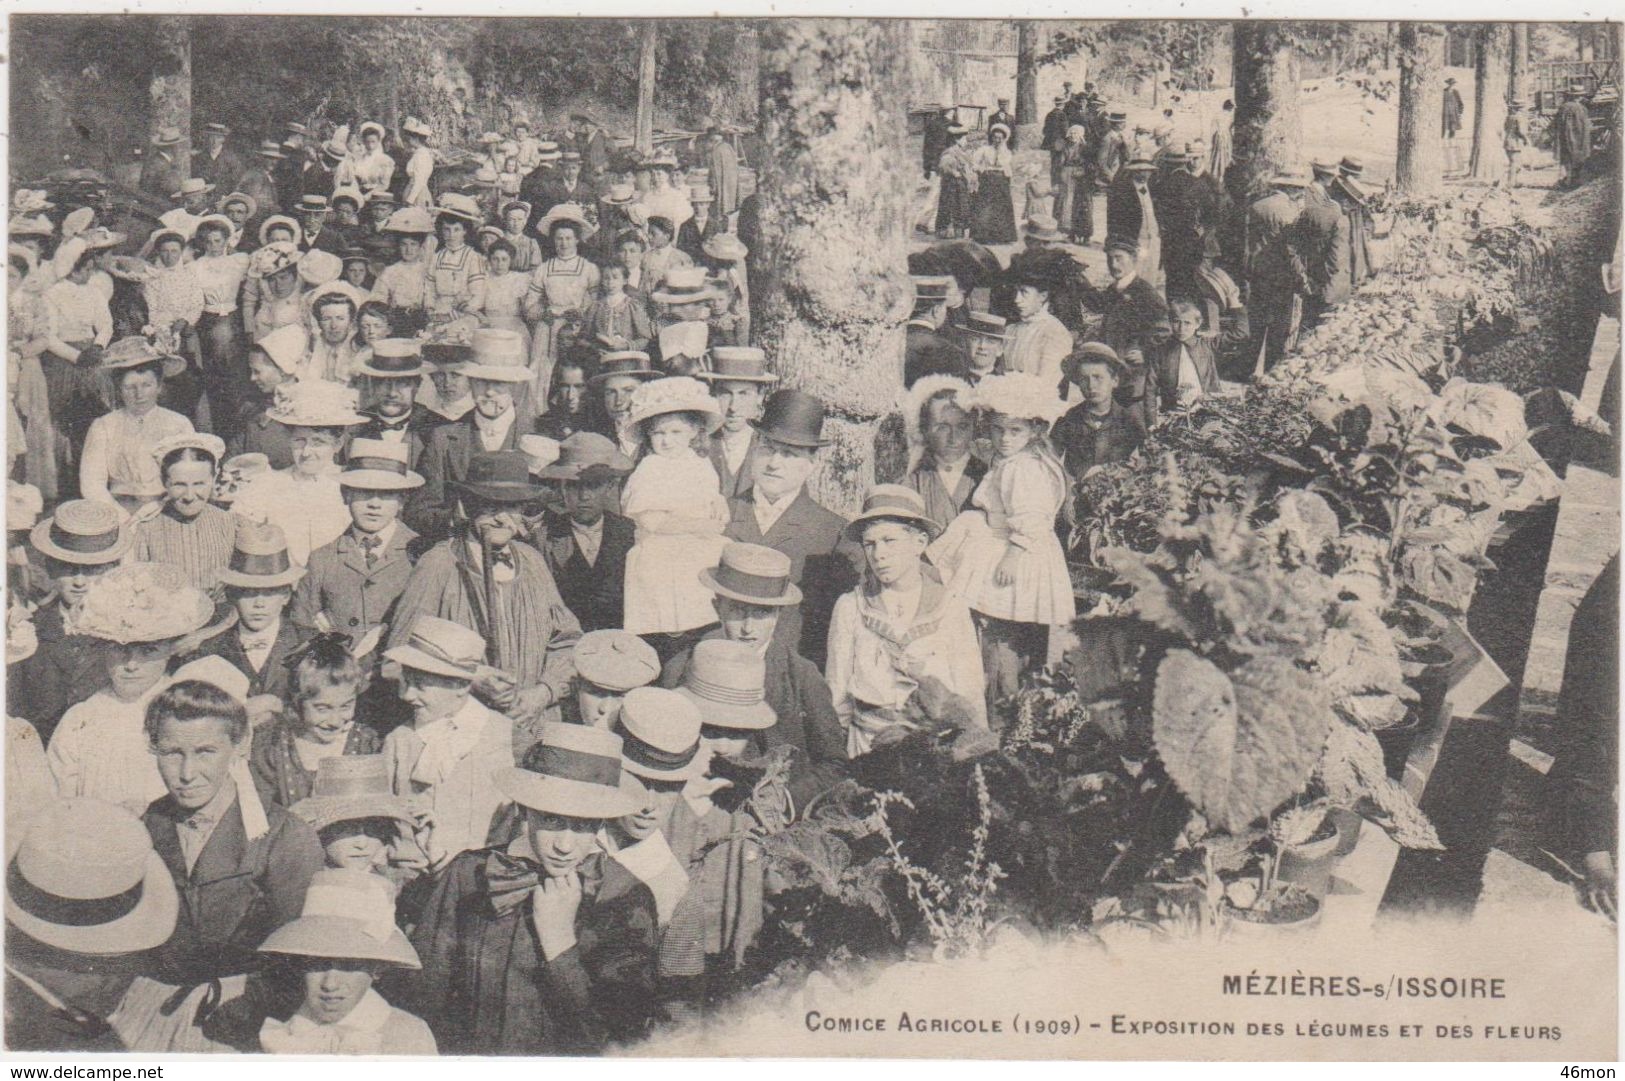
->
xmin=1 ymin=7 xmax=1620 ymax=1063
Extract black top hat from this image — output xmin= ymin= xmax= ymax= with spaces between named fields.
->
xmin=750 ymin=389 xmax=830 ymax=449
xmin=452 ymin=451 xmax=544 ymax=504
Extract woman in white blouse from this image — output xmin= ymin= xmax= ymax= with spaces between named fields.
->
xmin=79 ymin=337 xmax=195 ymax=514
xmin=523 ymin=212 xmax=599 ymax=401
xmin=353 ymin=122 xmax=397 ymax=194
xmin=43 ymin=236 xmax=117 ymax=470
xmin=191 ymin=216 xmax=253 ymax=442
xmin=969 ymin=123 xmax=1018 ymax=245
xmin=401 ymin=119 xmax=436 ymax=209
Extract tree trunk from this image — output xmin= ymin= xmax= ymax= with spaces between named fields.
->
xmin=1510 ymin=23 xmax=1530 ymax=106
xmin=150 ymin=15 xmax=192 ymax=174
xmin=754 ymin=19 xmax=915 ymax=512
xmin=1395 ymin=22 xmax=1445 ymax=196
xmin=1470 ymin=24 xmax=1511 ymax=182
xmin=1015 ymin=21 xmax=1042 ymax=147
xmin=1227 ymin=22 xmax=1303 ymax=212
xmin=636 ymin=21 xmax=657 ymax=155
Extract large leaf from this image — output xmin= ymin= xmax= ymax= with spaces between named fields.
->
xmin=1152 ymin=651 xmax=1332 ymax=832
xmin=1317 ymin=719 xmax=1443 ymax=850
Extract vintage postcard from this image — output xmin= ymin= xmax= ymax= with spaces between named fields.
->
xmin=2 ymin=7 xmax=1619 ymax=1064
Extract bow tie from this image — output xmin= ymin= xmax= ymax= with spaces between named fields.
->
xmin=242 ymin=634 xmax=274 ymax=654
xmin=488 ymin=547 xmax=514 ymax=570
xmin=375 ymin=417 xmax=410 ymax=433
xmin=484 ymin=849 xmax=604 ymax=916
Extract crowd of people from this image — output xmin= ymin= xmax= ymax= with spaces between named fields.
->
xmin=0 ymin=72 xmax=1529 ymax=1055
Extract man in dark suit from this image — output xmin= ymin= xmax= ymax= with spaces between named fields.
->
xmin=292 ymin=439 xmax=424 ymax=645
xmin=350 ymin=340 xmax=439 ymax=469
xmin=194 ymin=122 xmax=243 ymax=193
xmin=1151 ymin=146 xmax=1209 ymax=301
xmin=660 ymin=541 xmax=849 ymax=810
xmin=571 ymin=114 xmax=611 ymax=181
xmin=1097 ymin=236 xmax=1172 ymax=421
xmin=904 ymin=275 xmax=968 ymax=388
xmin=294 ymin=194 xmax=347 ymax=256
xmin=1041 ymin=94 xmax=1070 ymax=190
xmin=523 ymin=150 xmax=590 ymax=219
xmin=699 ymin=346 xmax=775 ymax=500
xmin=183 ymin=522 xmax=310 ymax=706
xmin=724 ymin=390 xmax=861 ymax=670
xmin=535 ymin=434 xmax=636 ymax=632
xmin=409 ymin=334 xmax=530 ymax=543
xmin=139 ymin=127 xmax=187 ymax=202
xmin=921 ymin=105 xmax=951 ymax=180
xmin=1298 ymin=162 xmax=1352 ymax=332
xmin=234 ymin=141 xmax=284 ymax=223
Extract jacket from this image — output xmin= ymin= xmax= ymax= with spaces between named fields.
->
xmin=540 ymin=511 xmax=636 ymax=633
xmin=229 ymin=402 xmax=295 ymax=471
xmin=905 ymin=455 xmax=988 ymax=534
xmin=1147 ymin=335 xmax=1223 ymax=420
xmin=347 ymin=404 xmax=442 ymax=471
xmin=1052 ymin=400 xmax=1148 ymax=482
xmin=707 ymin=429 xmax=759 ymax=501
xmin=1040 ymin=107 xmax=1070 ymax=152
xmin=409 ymin=412 xmax=524 ymax=542
xmin=182 ymin=619 xmax=310 ymax=705
xmin=291 ymin=523 xmax=423 ymax=639
xmin=725 ymin=488 xmax=862 ymax=670
xmin=1105 ymin=173 xmax=1153 ymax=241
xmin=1297 ymin=193 xmax=1351 ymax=305
xmin=904 ymin=320 xmax=969 ymax=387
xmin=11 ymin=600 xmax=108 ymax=741
xmin=143 ymin=791 xmax=323 ymax=985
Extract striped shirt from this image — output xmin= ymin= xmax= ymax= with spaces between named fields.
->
xmin=131 ymin=503 xmax=240 ymax=591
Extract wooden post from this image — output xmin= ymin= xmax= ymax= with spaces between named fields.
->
xmin=636 ymin=21 xmax=657 ymax=155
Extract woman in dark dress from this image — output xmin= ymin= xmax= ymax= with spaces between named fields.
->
xmin=969 ymin=123 xmax=1018 ymax=245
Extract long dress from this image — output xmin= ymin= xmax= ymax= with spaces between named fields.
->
xmin=230 ymin=468 xmax=350 ymax=568
xmin=424 ymin=243 xmax=487 ymax=342
xmin=481 ymin=270 xmax=533 ymax=359
xmin=9 ymin=281 xmax=61 ymax=498
xmin=620 ymin=452 xmax=730 ymax=636
xmin=404 ymin=147 xmax=436 ymax=209
xmin=42 ymin=279 xmax=114 ymax=468
xmin=524 ymin=256 xmax=600 ymax=403
xmin=193 ymin=252 xmax=251 ymax=440
xmin=929 ymin=448 xmax=1075 ymax=626
xmin=130 ymin=502 xmax=240 ymax=593
xmin=79 ymin=406 xmax=196 ymax=513
xmin=969 ymin=144 xmax=1017 ymax=245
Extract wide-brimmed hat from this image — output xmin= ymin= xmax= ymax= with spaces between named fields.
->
xmin=535 ymin=432 xmax=636 ymax=482
xmin=576 ymin=629 xmax=661 ymax=695
xmin=257 ymin=214 xmax=300 ymax=246
xmin=517 ymin=434 xmax=561 ymax=476
xmin=1123 ymin=157 xmax=1158 ymax=173
xmin=751 ymin=388 xmax=830 ymax=448
xmin=99 ymin=335 xmax=186 ymax=379
xmin=688 ymin=184 xmax=715 ymax=204
xmin=401 ymin=117 xmax=434 ymax=141
xmin=386 ymin=615 xmax=484 ymax=680
xmin=259 ymin=868 xmax=420 ymax=969
xmin=296 ymin=194 xmax=332 ymax=216
xmin=1065 ymin=341 xmax=1129 ymax=382
xmin=616 ymin=687 xmax=706 ymax=781
xmin=988 ymin=122 xmax=1012 ymax=140
xmin=964 ymin=310 xmax=1009 ymax=340
xmin=535 ymin=141 xmax=563 ymax=162
xmin=1271 ymin=169 xmax=1311 ymax=188
xmin=496 ymin=723 xmax=637 ymax=819
xmin=298 ymin=249 xmax=344 ymax=288
xmin=535 ymin=202 xmax=596 ymax=241
xmin=1023 ymin=215 xmax=1065 ymax=242
xmin=1310 ymin=158 xmax=1339 ymax=178
xmin=331 ymin=186 xmax=365 ymax=211
xmin=218 ymin=520 xmax=303 ymax=589
xmin=290 ymin=755 xmax=420 ymax=833
xmin=340 ymin=438 xmax=425 ymax=492
xmin=251 ymin=241 xmax=303 ymax=281
xmin=619 ymin=376 xmax=724 ymax=445
xmin=354 ymin=120 xmax=385 ymax=142
xmin=460 ymin=327 xmax=530 ymax=382
xmin=422 ymin=341 xmax=473 ymax=370
xmin=252 ymin=323 xmax=308 ymax=377
xmin=255 ymin=139 xmax=286 ymax=159
xmin=650 ymin=265 xmax=721 ymax=305
xmin=6 ymin=798 xmax=179 ymax=955
xmin=340 ymin=245 xmax=373 ymax=268
xmin=152 ymin=126 xmax=184 ymax=147
xmin=354 ymin=337 xmax=425 ymax=380
xmin=645 ymin=150 xmax=680 ymax=171
xmin=381 ymin=207 xmax=434 ymax=236
xmin=452 ymin=451 xmax=544 ymax=504
xmin=587 ymin=351 xmax=660 ymax=386
xmin=970 ymin=371 xmax=1069 ymax=423
xmin=846 ymin=483 xmax=941 ymax=541
xmin=151 ymin=431 xmax=227 ymax=472
xmin=267 ymin=381 xmax=366 ymax=428
xmin=365 ymin=191 xmax=399 ymax=211
xmin=701 ymin=234 xmax=749 ymax=263
xmin=700 ymin=346 xmax=777 ymax=385
xmin=600 ymin=182 xmax=637 ymax=206
xmin=678 ymin=639 xmax=776 ymax=731
xmin=170 ymin=177 xmax=214 ymax=202
xmin=218 ymin=190 xmax=258 ymax=218
xmin=75 ymin=562 xmax=212 ymax=644
xmin=29 ymin=499 xmax=132 ymax=566
xmin=698 ymin=541 xmax=803 ymax=607
xmin=435 ymin=193 xmax=483 ymax=226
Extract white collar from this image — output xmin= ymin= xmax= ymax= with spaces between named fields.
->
xmin=571 ymin=516 xmax=604 ymax=538
xmin=473 ymin=406 xmax=516 ymax=438
xmin=1113 ymin=271 xmax=1138 ymax=292
xmin=239 ymin=616 xmax=281 ymax=648
xmin=753 ymin=486 xmax=799 ymax=513
xmin=352 ymin=520 xmax=398 ymax=551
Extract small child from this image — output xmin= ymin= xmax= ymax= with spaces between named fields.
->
xmin=584 ymin=261 xmax=654 ymax=359
xmin=249 ymin=632 xmax=382 ymax=810
xmin=618 ymin=377 xmax=730 ymax=658
xmin=289 ymin=753 xmax=427 ymax=894
xmin=929 ymin=373 xmax=1075 ymax=717
xmin=570 ymin=628 xmax=661 ymax=728
xmin=256 ymin=868 xmax=437 ymax=1054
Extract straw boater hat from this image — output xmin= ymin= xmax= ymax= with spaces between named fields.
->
xmin=912 ymin=274 xmax=954 ymax=304
xmin=535 ymin=202 xmax=596 ymax=241
xmin=401 ymin=117 xmax=434 ymax=141
xmin=170 ymin=177 xmax=214 ymax=202
xmin=700 ymin=346 xmax=777 ymax=385
xmin=75 ymin=562 xmax=212 ymax=645
xmin=534 ymin=432 xmax=635 ymax=482
xmin=386 ymin=615 xmax=484 ymax=681
xmin=99 ymin=335 xmax=186 ymax=380
xmin=701 ymin=233 xmax=749 ymax=264
xmin=1123 ymin=157 xmax=1158 ymax=174
xmin=10 ymin=215 xmax=54 ymax=240
xmin=751 ymin=388 xmax=831 ymax=448
xmin=436 ymin=192 xmax=483 ymax=226
xmin=1271 ymin=168 xmax=1311 ymax=188
xmin=846 ymin=484 xmax=940 ymax=541
xmin=255 ymin=139 xmax=286 ymax=160
xmin=30 ymin=499 xmax=132 ymax=566
xmin=698 ymin=541 xmax=803 ymax=607
xmin=258 ymin=215 xmax=301 ymax=247
xmin=1024 ymin=214 xmax=1065 ymax=243
xmin=971 ymin=371 xmax=1070 ymax=424
xmin=265 ymin=380 xmax=367 ymax=429
xmin=381 ymin=207 xmax=434 ymax=236
xmin=601 ymin=182 xmax=637 ymax=206
xmin=422 ymin=341 xmax=473 ymax=371
xmin=150 ymin=431 xmax=227 ymax=473
xmin=340 ymin=438 xmax=425 ymax=492
xmin=649 ymin=265 xmax=719 ymax=305
xmin=518 ymin=434 xmax=562 ymax=476
xmin=460 ymin=327 xmax=531 ymax=382
xmin=534 ymin=141 xmax=563 ymax=163
xmin=497 ymin=722 xmax=638 ymax=819
xmin=152 ymin=126 xmax=183 ymax=147
xmin=216 ymin=454 xmax=270 ymax=505
xmin=219 ymin=191 xmax=258 ymax=219
xmin=258 ymin=868 xmax=420 ymax=969
xmin=252 ymin=323 xmax=309 ymax=378
xmin=617 ymin=687 xmax=706 ymax=782
xmin=587 ymin=351 xmax=660 ymax=386
xmin=575 ymin=630 xmax=661 ymax=694
xmin=688 ymin=183 xmax=715 ymax=204
xmin=619 ymin=376 xmax=724 ymax=445
xmin=964 ymin=310 xmax=1008 ymax=340
xmin=355 ymin=336 xmax=425 ymax=380
xmin=452 ymin=451 xmax=544 ymax=505
xmin=6 ymin=799 xmax=180 ymax=956
xmin=290 ymin=755 xmax=419 ymax=833
xmin=218 ymin=520 xmax=304 ymax=590
xmin=677 ymin=639 xmax=776 ymax=731
xmin=331 ymin=186 xmax=365 ymax=212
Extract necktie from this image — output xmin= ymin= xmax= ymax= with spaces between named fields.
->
xmin=489 ymin=546 xmax=514 ymax=570
xmin=360 ymin=533 xmax=382 ymax=568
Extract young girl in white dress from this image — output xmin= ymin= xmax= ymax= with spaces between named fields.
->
xmin=929 ymin=372 xmax=1075 ymax=718
xmin=618 ymin=377 xmax=730 ymax=655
